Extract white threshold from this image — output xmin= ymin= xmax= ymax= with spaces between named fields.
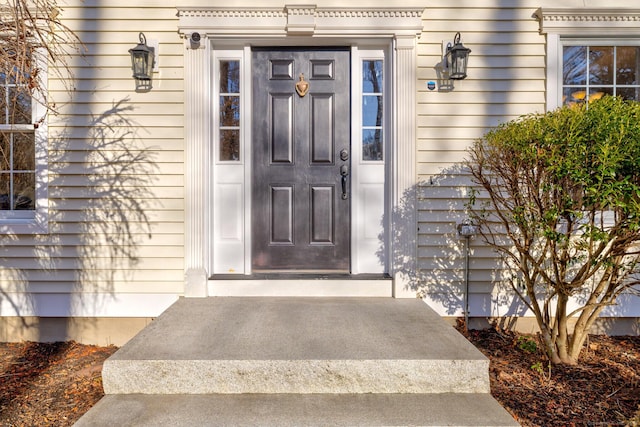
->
xmin=208 ymin=276 xmax=393 ymax=297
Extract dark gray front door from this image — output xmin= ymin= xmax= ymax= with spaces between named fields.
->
xmin=252 ymin=48 xmax=350 ymax=272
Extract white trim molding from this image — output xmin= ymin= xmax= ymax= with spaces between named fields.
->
xmin=535 ymin=8 xmax=640 ymax=110
xmin=177 ymin=6 xmax=424 ymax=39
xmin=535 ymin=8 xmax=640 ymax=36
xmin=183 ymin=34 xmax=211 ymax=297
xmin=178 ymin=4 xmax=424 ymax=297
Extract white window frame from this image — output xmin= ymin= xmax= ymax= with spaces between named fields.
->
xmin=0 ymin=48 xmax=48 ymax=234
xmin=536 ymin=8 xmax=640 ymax=111
xmin=556 ymin=39 xmax=640 ymax=108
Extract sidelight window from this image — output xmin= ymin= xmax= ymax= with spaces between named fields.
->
xmin=218 ymin=60 xmax=241 ymax=161
xmin=361 ymin=59 xmax=383 ymax=162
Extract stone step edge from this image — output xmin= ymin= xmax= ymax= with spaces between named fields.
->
xmin=75 ymin=393 xmax=520 ymax=427
xmin=103 ymin=359 xmax=490 ymax=395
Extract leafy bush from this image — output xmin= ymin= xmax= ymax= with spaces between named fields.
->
xmin=466 ymin=96 xmax=640 ymax=365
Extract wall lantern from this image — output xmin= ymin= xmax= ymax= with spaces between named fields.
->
xmin=129 ymin=32 xmax=155 ymax=91
xmin=445 ymin=32 xmax=471 ymax=80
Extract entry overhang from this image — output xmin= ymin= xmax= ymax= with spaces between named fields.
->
xmin=177 ymin=5 xmax=424 ymax=39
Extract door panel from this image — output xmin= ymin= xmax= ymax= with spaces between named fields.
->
xmin=252 ymin=49 xmax=350 ymax=272
xmin=310 ymin=94 xmax=334 ymax=164
xmin=270 ymin=94 xmax=294 ymax=163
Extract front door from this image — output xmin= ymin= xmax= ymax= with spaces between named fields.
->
xmin=252 ymin=48 xmax=351 ymax=272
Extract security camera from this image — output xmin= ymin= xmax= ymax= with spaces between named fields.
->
xmin=190 ymin=32 xmax=201 ymax=43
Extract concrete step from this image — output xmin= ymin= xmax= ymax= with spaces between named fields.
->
xmin=75 ymin=393 xmax=520 ymax=427
xmin=102 ymin=297 xmax=490 ymax=395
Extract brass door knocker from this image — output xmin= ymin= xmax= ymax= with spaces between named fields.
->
xmin=295 ymin=73 xmax=309 ymax=97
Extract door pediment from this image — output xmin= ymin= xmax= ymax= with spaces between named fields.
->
xmin=177 ymin=5 xmax=424 ymax=40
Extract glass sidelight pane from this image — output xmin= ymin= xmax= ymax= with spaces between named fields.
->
xmin=362 ymin=60 xmax=383 ymax=93
xmin=220 ymin=129 xmax=240 ymax=161
xmin=220 ymin=96 xmax=240 ymax=127
xmin=219 ymin=60 xmax=241 ymax=161
xmin=362 ymin=129 xmax=383 ymax=161
xmin=219 ymin=61 xmax=240 ymax=93
xmin=362 ymin=95 xmax=383 ymax=127
xmin=361 ymin=59 xmax=383 ymax=162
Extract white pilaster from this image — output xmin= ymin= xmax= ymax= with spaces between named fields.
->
xmin=392 ymin=36 xmax=418 ymax=298
xmin=184 ymin=36 xmax=211 ymax=297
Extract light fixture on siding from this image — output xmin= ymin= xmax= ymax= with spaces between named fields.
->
xmin=444 ymin=32 xmax=471 ymax=80
xmin=129 ymin=32 xmax=155 ymax=92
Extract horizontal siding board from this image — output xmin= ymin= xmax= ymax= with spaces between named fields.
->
xmin=418 ymin=66 xmax=545 ymax=81
xmin=61 ymin=7 xmax=179 ymax=20
xmin=53 ymin=67 xmax=184 ymax=80
xmin=1 ymin=257 xmax=183 ymax=271
xmin=52 ymin=125 xmax=184 ymax=139
xmin=44 ymin=223 xmax=184 ymax=237
xmin=416 ymin=79 xmax=545 ymax=93
xmin=417 ymin=90 xmax=546 ymax=105
xmin=49 ymin=78 xmax=184 ymax=92
xmin=49 ymin=163 xmax=184 ymax=175
xmin=3 ymin=269 xmax=184 ymax=282
xmin=0 ymin=234 xmax=184 ymax=247
xmin=417 ymin=55 xmax=545 ymax=69
xmin=418 ymin=103 xmax=544 ymax=116
xmin=2 ymin=245 xmax=183 ymax=258
xmin=1 ymin=282 xmax=184 ymax=294
xmin=64 ymin=54 xmax=184 ymax=69
xmin=54 ymin=104 xmax=184 ymax=116
xmin=50 ymin=175 xmax=184 ymax=188
xmin=69 ymin=31 xmax=183 ymax=44
xmin=50 ymin=90 xmax=185 ymax=105
xmin=424 ymin=20 xmax=539 ymax=33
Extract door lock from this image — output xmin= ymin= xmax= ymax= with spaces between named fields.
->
xmin=340 ymin=149 xmax=349 ymax=161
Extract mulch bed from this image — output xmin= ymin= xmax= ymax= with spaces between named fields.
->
xmin=0 ymin=341 xmax=117 ymax=427
xmin=461 ymin=326 xmax=640 ymax=427
xmin=0 ymin=330 xmax=638 ymax=427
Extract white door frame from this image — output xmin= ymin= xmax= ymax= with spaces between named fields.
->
xmin=178 ymin=5 xmax=423 ymax=297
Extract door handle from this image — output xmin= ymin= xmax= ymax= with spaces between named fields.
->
xmin=340 ymin=164 xmax=349 ymax=200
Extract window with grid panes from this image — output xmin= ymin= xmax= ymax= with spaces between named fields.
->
xmin=562 ymin=44 xmax=640 ymax=105
xmin=0 ymin=55 xmax=36 ymax=214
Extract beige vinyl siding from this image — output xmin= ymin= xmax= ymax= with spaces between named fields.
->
xmin=0 ymin=1 xmax=185 ymax=317
xmin=416 ymin=2 xmax=546 ymax=317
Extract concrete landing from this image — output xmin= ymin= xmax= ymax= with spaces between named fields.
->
xmin=77 ymin=297 xmax=519 ymax=426
xmin=103 ymin=297 xmax=489 ymax=395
